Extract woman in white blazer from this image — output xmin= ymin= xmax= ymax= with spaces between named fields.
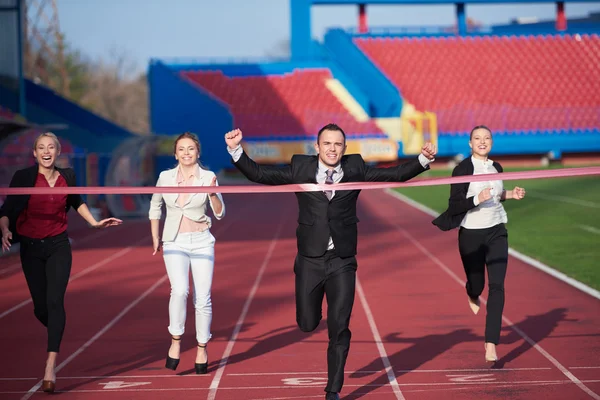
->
xmin=149 ymin=132 xmax=225 ymax=374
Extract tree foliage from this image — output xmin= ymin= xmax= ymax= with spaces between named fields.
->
xmin=25 ymin=36 xmax=148 ymax=134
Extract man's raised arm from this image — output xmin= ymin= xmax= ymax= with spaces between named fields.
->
xmin=364 ymin=142 xmax=437 ymax=182
xmin=225 ymin=129 xmax=293 ymax=185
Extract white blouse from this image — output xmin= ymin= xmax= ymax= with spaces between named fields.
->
xmin=460 ymin=156 xmax=508 ymax=229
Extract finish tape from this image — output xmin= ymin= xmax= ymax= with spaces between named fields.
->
xmin=0 ymin=166 xmax=598 ymax=195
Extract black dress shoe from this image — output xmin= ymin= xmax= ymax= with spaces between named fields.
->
xmin=325 ymin=392 xmax=340 ymax=400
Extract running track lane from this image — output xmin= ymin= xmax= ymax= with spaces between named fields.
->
xmin=14 ymin=192 xmax=404 ymax=400
xmin=0 ymin=194 xmax=299 ymax=399
xmin=348 ymin=189 xmax=600 ymax=400
xmin=0 ymin=221 xmax=148 ymax=313
xmin=0 ymin=220 xmax=157 ymax=398
xmin=0 ymin=214 xmax=135 ymax=279
xmin=205 ymin=194 xmax=403 ymax=399
xmin=0 ymin=192 xmax=598 ymax=399
xmin=40 ymin=193 xmax=293 ymax=400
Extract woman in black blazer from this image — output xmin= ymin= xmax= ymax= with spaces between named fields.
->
xmin=0 ymin=132 xmax=121 ymax=393
xmin=433 ymin=125 xmax=526 ymax=362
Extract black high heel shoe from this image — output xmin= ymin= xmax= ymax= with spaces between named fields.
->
xmin=165 ymin=336 xmax=182 ymax=371
xmin=195 ymin=343 xmax=208 ymax=374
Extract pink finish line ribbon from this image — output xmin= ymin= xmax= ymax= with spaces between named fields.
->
xmin=1 ymin=166 xmax=599 ymax=195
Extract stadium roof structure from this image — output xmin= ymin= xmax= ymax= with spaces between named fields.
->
xmin=309 ymin=0 xmax=595 ymax=4
xmin=291 ymin=0 xmax=597 ymax=58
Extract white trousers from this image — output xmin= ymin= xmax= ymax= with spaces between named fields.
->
xmin=162 ymin=230 xmax=215 ymax=343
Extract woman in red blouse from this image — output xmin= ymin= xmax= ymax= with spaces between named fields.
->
xmin=0 ymin=132 xmax=122 ymax=393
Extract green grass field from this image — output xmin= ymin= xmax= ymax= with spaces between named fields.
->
xmin=394 ymin=165 xmax=600 ymax=291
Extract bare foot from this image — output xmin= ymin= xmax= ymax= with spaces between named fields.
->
xmin=485 ymin=342 xmax=498 ymax=362
xmin=44 ymin=353 xmax=57 ymax=382
xmin=468 ymin=296 xmax=480 ymax=315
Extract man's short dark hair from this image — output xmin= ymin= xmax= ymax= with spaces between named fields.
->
xmin=317 ymin=123 xmax=346 ymax=143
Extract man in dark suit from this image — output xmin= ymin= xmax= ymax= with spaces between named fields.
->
xmin=225 ymin=123 xmax=436 ymax=399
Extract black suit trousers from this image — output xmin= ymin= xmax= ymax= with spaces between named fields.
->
xmin=294 ymin=250 xmax=357 ymax=393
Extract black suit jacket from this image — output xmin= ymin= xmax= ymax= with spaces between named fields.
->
xmin=233 ymin=150 xmax=429 ymax=258
xmin=0 ymin=165 xmax=83 ymax=241
xmin=432 ymin=157 xmax=504 ymax=231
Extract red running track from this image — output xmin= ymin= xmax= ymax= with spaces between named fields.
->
xmin=0 ymin=191 xmax=598 ymax=400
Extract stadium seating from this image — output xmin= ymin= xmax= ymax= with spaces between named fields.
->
xmin=181 ymin=68 xmax=385 ymax=139
xmin=355 ymin=34 xmax=600 ymax=134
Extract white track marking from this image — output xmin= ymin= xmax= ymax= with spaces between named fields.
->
xmin=21 ymin=275 xmax=169 ymax=399
xmin=384 ymin=189 xmax=600 ymax=301
xmin=0 ymin=374 xmax=210 ymax=381
xmin=228 ymin=367 xmax=550 ymax=376
xmin=206 ymin=218 xmax=285 ymax=400
xmin=12 ymin=199 xmax=250 ymax=397
xmin=400 ymin=379 xmax=598 ymax=394
xmin=525 ymin=192 xmax=600 ymax=209
xmin=395 ymin=367 xmax=551 ymax=373
xmin=0 ymin=236 xmax=149 ymax=320
xmin=0 ymin=366 xmax=554 ymax=381
xmin=227 ymin=367 xmax=550 ymax=376
xmin=228 ymin=371 xmax=381 ymax=376
xmin=392 ymin=222 xmax=600 ymax=400
xmin=0 ymin=299 xmax=32 ymax=321
xmin=579 ymin=225 xmax=600 ymax=235
xmin=3 ymin=379 xmax=600 ymax=395
xmin=506 ymin=247 xmax=600 ymax=301
xmin=356 ymin=278 xmax=406 ymax=399
xmin=0 ymin=227 xmax=118 ymax=276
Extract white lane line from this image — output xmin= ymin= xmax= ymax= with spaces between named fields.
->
xmin=384 ymin=189 xmax=600 ymax=301
xmin=0 ymin=366 xmax=555 ymax=380
xmin=395 ymin=367 xmax=552 ymax=373
xmin=21 ymin=275 xmax=169 ymax=399
xmin=228 ymin=367 xmax=550 ymax=376
xmin=0 ymin=236 xmax=149 ymax=320
xmin=356 ymin=278 xmax=406 ymax=400
xmin=393 ymin=222 xmax=600 ymax=400
xmin=579 ymin=225 xmax=600 ymax=235
xmin=0 ymin=374 xmax=211 ymax=381
xmin=3 ymin=379 xmax=600 ymax=395
xmin=0 ymin=227 xmax=119 ymax=276
xmin=400 ymin=379 xmax=599 ymax=394
xmin=206 ymin=217 xmax=286 ymax=400
xmin=526 ymin=192 xmax=600 ymax=209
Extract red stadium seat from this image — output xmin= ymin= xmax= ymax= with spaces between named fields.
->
xmin=181 ymin=69 xmax=384 ymax=139
xmin=355 ymin=34 xmax=600 ymax=134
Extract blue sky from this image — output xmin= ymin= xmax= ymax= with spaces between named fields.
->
xmin=54 ymin=0 xmax=600 ymax=74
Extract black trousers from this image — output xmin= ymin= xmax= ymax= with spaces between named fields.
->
xmin=294 ymin=250 xmax=357 ymax=393
xmin=458 ymin=223 xmax=508 ymax=345
xmin=19 ymin=231 xmax=72 ymax=353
